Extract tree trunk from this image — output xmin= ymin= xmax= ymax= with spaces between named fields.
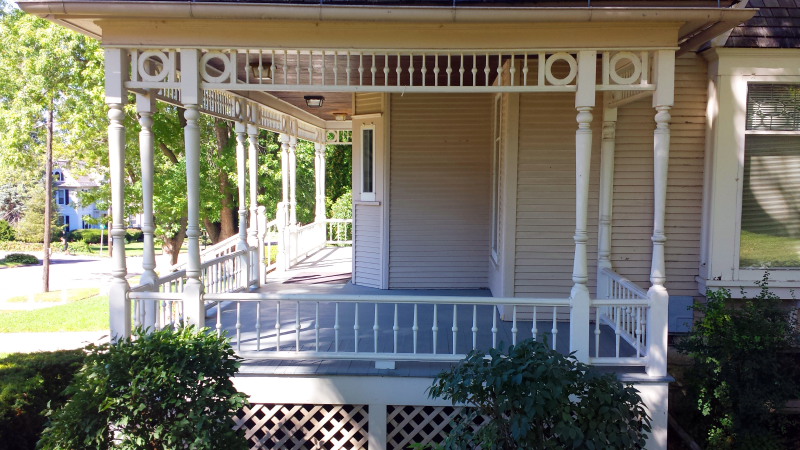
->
xmin=211 ymin=119 xmax=237 ymax=243
xmin=161 ymin=216 xmax=187 ymax=266
xmin=42 ymin=107 xmax=54 ymax=293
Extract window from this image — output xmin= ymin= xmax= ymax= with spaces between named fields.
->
xmin=56 ymin=189 xmax=69 ymax=205
xmin=53 ymin=170 xmax=63 ymax=181
xmin=58 ymin=215 xmax=70 ymax=229
xmin=740 ymin=84 xmax=800 ymax=268
xmin=490 ymin=95 xmax=502 ymax=261
xmin=361 ymin=127 xmax=375 ymax=201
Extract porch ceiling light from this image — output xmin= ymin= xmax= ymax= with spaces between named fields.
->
xmin=332 ymin=112 xmax=348 ymax=121
xmin=304 ymin=95 xmax=324 ymax=108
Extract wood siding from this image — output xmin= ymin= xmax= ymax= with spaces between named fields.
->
xmin=515 ymin=92 xmax=602 ymax=298
xmin=611 ymin=55 xmax=706 ymax=296
xmin=354 ymin=92 xmax=382 ymax=116
xmin=354 ymin=203 xmax=382 ymax=288
xmin=389 ymin=93 xmax=492 ymax=289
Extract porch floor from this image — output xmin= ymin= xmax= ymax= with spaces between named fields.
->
xmin=218 ymin=246 xmax=642 ymax=377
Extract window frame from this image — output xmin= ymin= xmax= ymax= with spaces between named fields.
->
xmin=360 ymin=125 xmax=376 ymax=202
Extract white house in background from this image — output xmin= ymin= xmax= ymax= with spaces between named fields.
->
xmin=18 ymin=0 xmax=800 ymax=448
xmin=52 ymin=161 xmax=105 ymax=231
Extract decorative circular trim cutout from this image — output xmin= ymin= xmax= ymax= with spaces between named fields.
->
xmin=609 ymin=52 xmax=642 ymax=85
xmin=200 ymin=52 xmax=232 ymax=83
xmin=138 ymin=51 xmax=170 ymax=83
xmin=544 ymin=53 xmax=578 ymax=86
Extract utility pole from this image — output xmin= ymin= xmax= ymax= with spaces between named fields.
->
xmin=43 ymin=106 xmax=53 ymax=293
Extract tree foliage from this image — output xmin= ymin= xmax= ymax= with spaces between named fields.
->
xmin=428 ymin=339 xmax=651 ymax=450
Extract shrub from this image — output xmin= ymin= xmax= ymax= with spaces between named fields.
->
xmin=428 ymin=339 xmax=651 ymax=450
xmin=0 ymin=220 xmax=15 ymax=241
xmin=69 ymin=229 xmax=102 ymax=244
xmin=3 ymin=253 xmax=39 ymax=265
xmin=0 ymin=241 xmax=43 ymax=252
xmin=39 ymin=326 xmax=248 ymax=450
xmin=675 ymin=273 xmax=800 ymax=449
xmin=0 ymin=350 xmax=85 ymax=450
xmin=330 ymin=190 xmax=352 ymax=219
xmin=125 ymin=228 xmax=143 ymax=243
xmin=68 ymin=240 xmax=90 ymax=254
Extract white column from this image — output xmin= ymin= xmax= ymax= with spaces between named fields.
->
xmin=105 ymin=48 xmax=131 ymax=341
xmin=569 ymin=50 xmax=596 ymax=363
xmin=235 ymin=121 xmax=249 ymax=251
xmin=137 ymin=92 xmax=158 ymax=329
xmin=596 ymin=104 xmax=618 ymax=300
xmin=646 ymin=50 xmax=675 ymax=379
xmin=180 ymin=49 xmax=204 ymax=327
xmin=288 ymin=135 xmax=298 ymax=227
xmin=277 ymin=133 xmax=291 ymax=270
xmin=248 ymin=124 xmax=259 ymax=245
xmin=315 ymin=142 xmax=326 ymax=224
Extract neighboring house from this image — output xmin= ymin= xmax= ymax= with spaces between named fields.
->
xmin=52 ymin=162 xmax=104 ymax=231
xmin=18 ymin=0 xmax=799 ymax=449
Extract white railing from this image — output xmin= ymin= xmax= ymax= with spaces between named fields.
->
xmin=169 ymin=232 xmax=241 ymax=273
xmin=593 ymin=268 xmax=650 ymax=364
xmin=262 ymin=219 xmax=279 ymax=275
xmin=127 ymin=48 xmax=658 ymax=94
xmin=325 ymin=218 xmax=353 ymax=246
xmin=288 ymin=222 xmax=326 ymax=265
xmin=204 ymin=293 xmax=572 ymax=362
xmin=201 ymin=249 xmax=250 ymax=294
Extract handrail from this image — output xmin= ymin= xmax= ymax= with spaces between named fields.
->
xmin=168 ymin=232 xmax=243 ymax=273
xmin=205 ymin=292 xmax=571 ymax=306
xmin=599 ymin=267 xmax=648 ymax=299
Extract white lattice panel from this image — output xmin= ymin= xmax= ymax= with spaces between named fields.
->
xmin=234 ymin=404 xmax=369 ymax=450
xmin=386 ymin=405 xmax=488 ymax=450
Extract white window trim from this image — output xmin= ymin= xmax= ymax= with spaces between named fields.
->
xmin=490 ymin=94 xmax=502 ymax=264
xmin=360 ymin=125 xmax=376 ymax=202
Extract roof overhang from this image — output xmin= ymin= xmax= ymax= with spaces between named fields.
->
xmin=17 ymin=1 xmax=755 ymax=52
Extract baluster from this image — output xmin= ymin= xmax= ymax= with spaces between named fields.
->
xmin=459 ymin=53 xmax=465 ymax=87
xmin=256 ymin=302 xmax=262 ymax=351
xmin=484 ymin=53 xmax=491 ymax=87
xmin=512 ymin=305 xmax=518 ymax=345
xmin=538 ymin=52 xmax=546 ymax=86
xmin=492 ymin=308 xmax=498 ymax=348
xmin=346 ymin=51 xmax=351 ymax=86
xmin=595 ymin=307 xmax=602 ymax=358
xmin=315 ymin=302 xmax=320 ymax=351
xmin=270 ymin=50 xmax=276 ymax=84
xmin=216 ymin=301 xmax=222 ymax=337
xmin=235 ymin=302 xmax=241 ymax=352
xmin=412 ymin=304 xmax=419 ymax=354
xmin=640 ymin=51 xmax=649 ymax=84
xmin=393 ymin=304 xmax=399 ymax=354
xmin=358 ymin=53 xmax=364 ymax=86
xmin=354 ymin=303 xmax=360 ymax=353
xmin=421 ymin=54 xmax=427 ymax=87
xmin=295 ymin=50 xmax=301 ymax=84
xmin=408 ymin=53 xmax=415 ymax=87
xmin=551 ymin=307 xmax=558 ymax=351
xmin=615 ymin=309 xmax=621 ymax=358
xmin=396 ymin=53 xmax=402 ymax=87
xmin=334 ymin=302 xmax=340 ymax=352
xmin=168 ymin=300 xmax=174 ymax=328
xmin=383 ymin=53 xmax=389 ymax=87
xmin=523 ymin=53 xmax=529 ymax=86
xmin=635 ymin=306 xmax=642 ymax=357
xmin=433 ymin=54 xmax=440 ymax=87
xmin=295 ymin=301 xmax=301 ymax=351
xmin=496 ymin=52 xmax=503 ymax=86
xmin=472 ymin=305 xmax=478 ymax=350
xmin=432 ymin=304 xmax=439 ymax=354
xmin=532 ymin=305 xmax=538 ymax=341
xmin=510 ymin=54 xmax=516 ymax=86
xmin=451 ymin=304 xmax=458 ymax=355
xmin=332 ymin=51 xmax=337 ymax=85
xmin=321 ymin=50 xmax=326 ymax=85
xmin=370 ymin=54 xmax=377 ymax=86
xmin=244 ymin=50 xmax=250 ymax=84
xmin=472 ymin=53 xmax=478 ymax=87
xmin=373 ymin=303 xmax=379 ymax=353
xmin=275 ymin=301 xmax=281 ymax=351
xmin=446 ymin=53 xmax=452 ymax=87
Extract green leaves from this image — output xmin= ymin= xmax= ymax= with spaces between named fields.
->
xmin=38 ymin=326 xmax=248 ymax=450
xmin=427 ymin=339 xmax=650 ymax=450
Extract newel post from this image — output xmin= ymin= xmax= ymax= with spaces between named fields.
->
xmin=137 ymin=91 xmax=158 ymax=329
xmin=569 ymin=50 xmax=596 ymax=363
xmin=647 ymin=50 xmax=674 ymax=380
xmin=180 ymin=48 xmax=205 ymax=328
xmin=235 ymin=118 xmax=251 ymax=290
xmin=106 ymin=48 xmax=131 ymax=341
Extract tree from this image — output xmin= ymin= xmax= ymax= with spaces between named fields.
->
xmin=13 ymin=184 xmax=59 ymax=243
xmin=0 ymin=2 xmax=105 ymax=290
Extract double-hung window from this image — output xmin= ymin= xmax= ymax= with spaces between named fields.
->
xmin=361 ymin=127 xmax=375 ymax=201
xmin=740 ymin=84 xmax=800 ymax=268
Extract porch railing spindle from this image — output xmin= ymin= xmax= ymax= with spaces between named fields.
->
xmin=432 ymin=304 xmax=439 ymax=354
xmin=383 ymin=53 xmax=389 ymax=87
xmin=472 ymin=305 xmax=478 ymax=350
xmin=433 ymin=54 xmax=440 ymax=87
xmin=484 ymin=53 xmax=490 ymax=86
xmin=396 ymin=53 xmax=402 ymax=87
xmin=532 ymin=305 xmax=538 ymax=341
xmin=354 ymin=303 xmax=360 ymax=353
xmin=512 ymin=305 xmax=518 ymax=345
xmin=551 ymin=307 xmax=558 ymax=350
xmin=451 ymin=304 xmax=458 ymax=355
xmin=492 ymin=308 xmax=498 ymax=348
xmin=371 ymin=54 xmax=377 ymax=86
xmin=594 ymin=307 xmax=601 ymax=358
xmin=373 ymin=303 xmax=379 ymax=353
xmin=216 ymin=301 xmax=222 ymax=337
xmin=523 ymin=53 xmax=529 ymax=86
xmin=446 ymin=53 xmax=452 ymax=86
xmin=472 ymin=53 xmax=478 ymax=87
xmin=393 ymin=304 xmax=399 ymax=354
xmin=334 ymin=302 xmax=340 ymax=352
xmin=295 ymin=301 xmax=301 ymax=351
xmin=412 ymin=304 xmax=419 ymax=354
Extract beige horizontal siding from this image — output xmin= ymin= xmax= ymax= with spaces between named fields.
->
xmin=354 ymin=93 xmax=382 ymax=116
xmin=389 ymin=93 xmax=492 ymax=289
xmin=515 ymin=92 xmax=601 ymax=298
xmin=610 ymin=54 xmax=706 ymax=296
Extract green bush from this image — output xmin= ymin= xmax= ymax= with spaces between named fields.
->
xmin=0 ymin=220 xmax=15 ymax=241
xmin=124 ymin=228 xmax=143 ymax=243
xmin=427 ymin=339 xmax=651 ymax=450
xmin=330 ymin=190 xmax=352 ymax=219
xmin=3 ymin=253 xmax=39 ymax=265
xmin=39 ymin=326 xmax=248 ymax=450
xmin=675 ymin=273 xmax=800 ymax=449
xmin=69 ymin=229 xmax=102 ymax=244
xmin=0 ymin=241 xmax=43 ymax=252
xmin=67 ymin=240 xmax=90 ymax=254
xmin=0 ymin=350 xmax=85 ymax=450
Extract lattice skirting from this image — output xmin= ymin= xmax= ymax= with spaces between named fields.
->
xmin=387 ymin=405 xmax=488 ymax=450
xmin=234 ymin=404 xmax=369 ymax=450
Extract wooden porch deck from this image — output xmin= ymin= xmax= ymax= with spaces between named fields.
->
xmin=210 ymin=247 xmax=641 ymax=377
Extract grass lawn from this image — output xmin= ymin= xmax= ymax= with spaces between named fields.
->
xmin=6 ymin=288 xmax=99 ymax=303
xmin=76 ymin=241 xmax=145 ymax=257
xmin=0 ymin=295 xmax=108 ymax=332
xmin=740 ymin=230 xmax=800 ymax=268
xmin=0 ymin=260 xmax=28 ymax=269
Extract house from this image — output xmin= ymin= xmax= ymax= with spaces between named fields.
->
xmin=17 ymin=0 xmax=798 ymax=448
xmin=52 ymin=161 xmax=105 ymax=231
